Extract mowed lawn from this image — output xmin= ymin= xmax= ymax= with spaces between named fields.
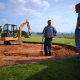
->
xmin=21 ymin=34 xmax=76 ymax=46
xmin=0 ymin=34 xmax=80 ymax=80
xmin=21 ymin=37 xmax=76 ymax=46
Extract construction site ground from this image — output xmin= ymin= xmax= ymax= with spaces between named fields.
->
xmin=0 ymin=41 xmax=78 ymax=67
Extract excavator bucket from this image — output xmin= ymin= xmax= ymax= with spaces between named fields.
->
xmin=4 ymin=41 xmax=22 ymax=45
xmin=24 ymin=35 xmax=31 ymax=38
xmin=24 ymin=33 xmax=31 ymax=38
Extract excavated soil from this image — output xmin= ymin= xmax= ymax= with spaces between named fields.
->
xmin=0 ymin=41 xmax=78 ymax=67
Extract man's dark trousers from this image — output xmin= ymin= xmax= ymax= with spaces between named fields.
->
xmin=44 ymin=38 xmax=52 ymax=56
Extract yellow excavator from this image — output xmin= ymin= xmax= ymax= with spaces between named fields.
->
xmin=0 ymin=20 xmax=31 ymax=45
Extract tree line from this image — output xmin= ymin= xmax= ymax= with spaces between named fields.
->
xmin=0 ymin=25 xmax=2 ymax=33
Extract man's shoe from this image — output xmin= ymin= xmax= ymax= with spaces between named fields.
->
xmin=73 ymin=56 xmax=80 ymax=61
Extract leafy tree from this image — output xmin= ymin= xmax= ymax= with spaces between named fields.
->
xmin=0 ymin=25 xmax=2 ymax=33
xmin=14 ymin=30 xmax=19 ymax=33
xmin=14 ymin=30 xmax=28 ymax=36
xmin=22 ymin=31 xmax=28 ymax=36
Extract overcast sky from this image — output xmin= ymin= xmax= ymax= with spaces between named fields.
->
xmin=0 ymin=0 xmax=80 ymax=33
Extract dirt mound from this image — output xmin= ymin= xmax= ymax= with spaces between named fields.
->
xmin=0 ymin=41 xmax=78 ymax=67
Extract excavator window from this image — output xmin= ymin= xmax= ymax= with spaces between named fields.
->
xmin=8 ymin=25 xmax=12 ymax=31
xmin=2 ymin=24 xmax=8 ymax=37
xmin=3 ymin=24 xmax=7 ymax=31
xmin=11 ymin=25 xmax=18 ymax=37
xmin=1 ymin=24 xmax=18 ymax=37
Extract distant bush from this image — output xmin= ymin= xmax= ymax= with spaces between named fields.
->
xmin=64 ymin=37 xmax=67 ymax=38
xmin=58 ymin=37 xmax=61 ymax=38
xmin=22 ymin=31 xmax=28 ymax=36
xmin=0 ymin=25 xmax=2 ymax=33
xmin=37 ymin=33 xmax=42 ymax=35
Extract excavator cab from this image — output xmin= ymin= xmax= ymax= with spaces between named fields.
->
xmin=1 ymin=24 xmax=18 ymax=38
xmin=1 ymin=23 xmax=21 ymax=45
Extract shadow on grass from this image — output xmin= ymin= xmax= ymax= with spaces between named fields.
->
xmin=25 ymin=56 xmax=80 ymax=80
xmin=0 ymin=56 xmax=80 ymax=80
xmin=5 ymin=55 xmax=80 ymax=80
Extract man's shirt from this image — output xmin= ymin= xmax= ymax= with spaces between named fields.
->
xmin=75 ymin=12 xmax=80 ymax=34
xmin=44 ymin=26 xmax=57 ymax=38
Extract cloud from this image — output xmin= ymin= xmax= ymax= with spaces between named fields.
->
xmin=26 ymin=0 xmax=50 ymax=10
xmin=51 ymin=0 xmax=64 ymax=2
xmin=7 ymin=0 xmax=50 ymax=16
xmin=0 ymin=19 xmax=8 ymax=23
xmin=2 ymin=19 xmax=8 ymax=22
xmin=42 ymin=15 xmax=61 ymax=19
xmin=52 ymin=0 xmax=59 ymax=1
xmin=0 ymin=2 xmax=5 ymax=9
xmin=0 ymin=19 xmax=8 ymax=26
xmin=67 ymin=4 xmax=75 ymax=13
xmin=54 ymin=18 xmax=77 ymax=33
xmin=58 ymin=19 xmax=72 ymax=24
xmin=21 ymin=8 xmax=42 ymax=16
xmin=69 ymin=4 xmax=75 ymax=9
xmin=7 ymin=7 xmax=42 ymax=16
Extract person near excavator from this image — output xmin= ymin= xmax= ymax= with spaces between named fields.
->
xmin=74 ymin=3 xmax=80 ymax=61
xmin=43 ymin=20 xmax=57 ymax=56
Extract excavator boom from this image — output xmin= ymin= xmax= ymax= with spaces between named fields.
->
xmin=18 ymin=20 xmax=31 ymax=40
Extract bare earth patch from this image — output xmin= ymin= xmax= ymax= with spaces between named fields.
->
xmin=0 ymin=41 xmax=78 ymax=67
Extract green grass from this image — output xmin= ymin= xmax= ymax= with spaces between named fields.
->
xmin=21 ymin=34 xmax=75 ymax=46
xmin=56 ymin=34 xmax=74 ymax=38
xmin=31 ymin=34 xmax=43 ymax=37
xmin=0 ymin=56 xmax=80 ymax=80
xmin=31 ymin=34 xmax=75 ymax=39
xmin=21 ymin=37 xmax=76 ymax=46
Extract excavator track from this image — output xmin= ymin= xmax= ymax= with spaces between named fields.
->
xmin=4 ymin=40 xmax=22 ymax=45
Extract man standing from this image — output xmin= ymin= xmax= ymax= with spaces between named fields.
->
xmin=74 ymin=3 xmax=80 ymax=61
xmin=43 ymin=20 xmax=57 ymax=56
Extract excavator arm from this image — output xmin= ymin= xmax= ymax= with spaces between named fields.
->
xmin=18 ymin=20 xmax=31 ymax=40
